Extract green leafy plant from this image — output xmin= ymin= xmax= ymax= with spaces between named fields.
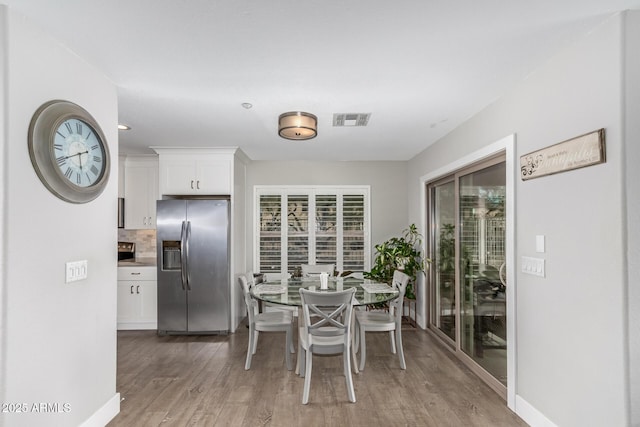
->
xmin=438 ymin=223 xmax=456 ymax=275
xmin=365 ymin=224 xmax=429 ymax=299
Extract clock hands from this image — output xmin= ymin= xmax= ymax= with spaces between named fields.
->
xmin=61 ymin=150 xmax=89 ymax=160
xmin=62 ymin=150 xmax=89 ymax=170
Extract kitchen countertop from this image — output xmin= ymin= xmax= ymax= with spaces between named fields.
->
xmin=118 ymin=257 xmax=157 ymax=267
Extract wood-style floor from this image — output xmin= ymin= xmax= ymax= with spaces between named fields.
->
xmin=108 ymin=322 xmax=527 ymax=426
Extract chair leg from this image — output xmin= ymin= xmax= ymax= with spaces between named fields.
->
xmin=389 ymin=330 xmax=397 ymax=354
xmin=349 ymin=317 xmax=359 ymax=374
xmin=396 ymin=323 xmax=406 ymax=370
xmin=285 ymin=327 xmax=292 ymax=371
xmin=302 ymin=347 xmax=313 ymax=404
xmin=297 ymin=341 xmax=304 ymax=376
xmin=358 ymin=323 xmax=367 ymax=371
xmin=245 ymin=326 xmax=254 ymax=370
xmin=252 ymin=330 xmax=259 ymax=355
xmin=351 ymin=331 xmax=359 ymax=375
xmin=353 ymin=321 xmax=360 ymax=353
xmin=344 ymin=346 xmax=356 ymax=403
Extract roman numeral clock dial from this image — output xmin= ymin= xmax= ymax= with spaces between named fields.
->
xmin=54 ymin=118 xmax=105 ymax=187
xmin=28 ymin=100 xmax=110 ymax=204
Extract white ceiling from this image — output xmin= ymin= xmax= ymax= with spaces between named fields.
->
xmin=6 ymin=0 xmax=640 ymax=160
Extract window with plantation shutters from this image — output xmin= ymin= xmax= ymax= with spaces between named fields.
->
xmin=258 ymin=194 xmax=281 ymax=273
xmin=315 ymin=194 xmax=337 ymax=265
xmin=342 ymin=194 xmax=365 ymax=271
xmin=287 ymin=195 xmax=309 ymax=273
xmin=255 ymin=186 xmax=370 ymax=275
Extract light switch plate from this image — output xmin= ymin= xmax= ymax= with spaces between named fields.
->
xmin=521 ymin=256 xmax=545 ymax=277
xmin=65 ymin=260 xmax=88 ymax=283
xmin=536 ymin=235 xmax=545 ymax=253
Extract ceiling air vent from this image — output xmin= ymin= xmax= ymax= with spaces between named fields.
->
xmin=333 ymin=113 xmax=371 ymax=127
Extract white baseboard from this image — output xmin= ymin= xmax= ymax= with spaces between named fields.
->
xmin=80 ymin=393 xmax=120 ymax=427
xmin=516 ymin=395 xmax=557 ymax=427
xmin=117 ymin=322 xmax=157 ymax=330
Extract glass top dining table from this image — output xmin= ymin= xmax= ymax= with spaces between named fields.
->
xmin=250 ymin=276 xmax=399 ymax=307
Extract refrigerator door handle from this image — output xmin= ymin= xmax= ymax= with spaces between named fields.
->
xmin=185 ymin=221 xmax=192 ymax=290
xmin=180 ymin=220 xmax=187 ymax=290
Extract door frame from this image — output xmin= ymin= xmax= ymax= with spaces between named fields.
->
xmin=419 ymin=134 xmax=516 ymax=410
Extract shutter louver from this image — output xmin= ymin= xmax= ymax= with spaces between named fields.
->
xmin=315 ymin=195 xmax=337 ymax=265
xmin=343 ymin=194 xmax=365 ymax=270
xmin=259 ymin=195 xmax=281 ymax=273
xmin=287 ymin=195 xmax=309 ymax=274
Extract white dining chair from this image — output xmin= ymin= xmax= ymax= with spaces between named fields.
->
xmin=245 ymin=270 xmax=257 ymax=288
xmin=238 ymin=273 xmax=294 ymax=370
xmin=298 ymin=287 xmax=357 ymax=404
xmin=301 ymin=263 xmax=335 ymax=277
xmin=354 ymin=270 xmax=410 ymax=370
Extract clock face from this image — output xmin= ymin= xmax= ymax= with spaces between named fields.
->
xmin=28 ymin=100 xmax=111 ymax=204
xmin=54 ymin=117 xmax=106 ymax=188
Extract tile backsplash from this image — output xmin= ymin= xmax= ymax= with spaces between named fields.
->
xmin=118 ymin=229 xmax=157 ymax=258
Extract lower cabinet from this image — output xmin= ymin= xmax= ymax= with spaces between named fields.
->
xmin=117 ymin=267 xmax=157 ymax=330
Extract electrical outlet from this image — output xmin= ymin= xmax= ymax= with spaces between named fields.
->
xmin=65 ymin=260 xmax=88 ymax=283
xmin=521 ymin=256 xmax=545 ymax=277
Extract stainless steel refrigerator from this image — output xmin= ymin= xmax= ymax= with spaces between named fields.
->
xmin=156 ymin=198 xmax=230 ymax=334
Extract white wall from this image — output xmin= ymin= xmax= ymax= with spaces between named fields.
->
xmin=1 ymin=7 xmax=119 ymax=427
xmin=408 ymin=12 xmax=632 ymax=427
xmin=624 ymin=11 xmax=640 ymax=427
xmin=246 ymin=160 xmax=409 ymax=270
xmin=0 ymin=4 xmax=8 ymax=414
xmin=232 ymin=150 xmax=248 ymax=331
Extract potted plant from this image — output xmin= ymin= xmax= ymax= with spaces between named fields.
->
xmin=365 ymin=224 xmax=428 ymax=300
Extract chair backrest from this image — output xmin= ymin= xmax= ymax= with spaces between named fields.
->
xmin=389 ymin=270 xmax=411 ymax=318
xmin=238 ymin=274 xmax=258 ymax=320
xmin=246 ymin=270 xmax=256 ymax=288
xmin=263 ymin=272 xmax=291 ymax=282
xmin=299 ymin=287 xmax=356 ymax=351
xmin=238 ymin=273 xmax=250 ymax=294
xmin=301 ymin=264 xmax=335 ymax=277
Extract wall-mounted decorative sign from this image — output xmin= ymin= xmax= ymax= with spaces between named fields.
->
xmin=520 ymin=128 xmax=605 ymax=180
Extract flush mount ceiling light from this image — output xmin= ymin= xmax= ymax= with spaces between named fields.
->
xmin=118 ymin=124 xmax=131 ymax=130
xmin=278 ymin=111 xmax=317 ymax=140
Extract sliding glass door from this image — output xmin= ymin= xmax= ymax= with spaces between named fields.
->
xmin=428 ymin=154 xmax=507 ymax=393
xmin=430 ymin=178 xmax=456 ymax=341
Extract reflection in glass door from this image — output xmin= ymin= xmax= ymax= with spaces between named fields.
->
xmin=459 ymin=161 xmax=506 ymax=385
xmin=430 ymin=179 xmax=456 ymax=341
xmin=428 ymin=155 xmax=507 ymax=393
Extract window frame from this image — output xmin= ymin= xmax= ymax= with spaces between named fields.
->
xmin=254 ymin=185 xmax=371 ymax=275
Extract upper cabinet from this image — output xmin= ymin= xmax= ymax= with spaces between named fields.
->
xmin=124 ymin=156 xmax=159 ymax=229
xmin=153 ymin=148 xmax=237 ymax=196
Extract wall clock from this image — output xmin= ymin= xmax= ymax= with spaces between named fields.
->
xmin=28 ymin=100 xmax=110 ymax=203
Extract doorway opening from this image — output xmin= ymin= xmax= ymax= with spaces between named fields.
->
xmin=426 ymin=152 xmax=510 ymax=399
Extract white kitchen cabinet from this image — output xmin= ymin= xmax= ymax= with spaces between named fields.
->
xmin=117 ymin=266 xmax=157 ymax=330
xmin=154 ymin=148 xmax=233 ymax=196
xmin=124 ymin=156 xmax=158 ymax=229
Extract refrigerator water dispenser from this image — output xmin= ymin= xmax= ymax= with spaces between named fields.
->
xmin=162 ymin=241 xmax=181 ymax=271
